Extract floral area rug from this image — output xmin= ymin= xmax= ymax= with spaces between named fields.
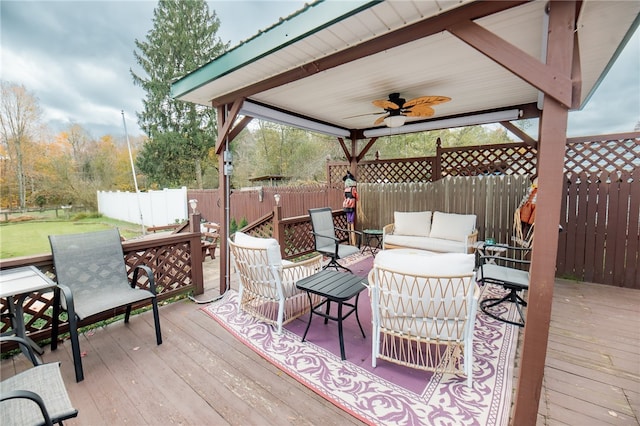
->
xmin=201 ymin=256 xmax=519 ymax=426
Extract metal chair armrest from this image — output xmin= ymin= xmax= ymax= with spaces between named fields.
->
xmin=0 ymin=336 xmax=42 ymax=366
xmin=132 ymin=264 xmax=158 ymax=295
xmin=308 ymin=230 xmax=340 ymax=243
xmin=1 ymin=389 xmax=53 ymax=426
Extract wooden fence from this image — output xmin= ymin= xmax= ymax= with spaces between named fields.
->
xmin=557 ymin=170 xmax=639 ymax=288
xmin=189 ymin=132 xmax=640 ymax=288
xmin=188 ymin=185 xmax=342 ymax=227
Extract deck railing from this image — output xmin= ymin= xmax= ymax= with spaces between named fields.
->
xmin=243 ymin=207 xmax=351 ymax=260
xmin=0 ymin=231 xmax=204 ymax=349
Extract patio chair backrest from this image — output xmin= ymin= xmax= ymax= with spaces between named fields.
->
xmin=51 ymin=229 xmax=127 ymax=289
xmin=229 ymin=232 xmax=282 ymax=293
xmin=49 ymin=228 xmax=152 ymax=319
xmin=1 ymin=336 xmax=78 ymax=425
xmin=370 ymin=250 xmax=477 ymax=340
xmin=309 ymin=207 xmax=337 ymax=251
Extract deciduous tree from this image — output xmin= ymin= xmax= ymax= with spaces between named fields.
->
xmin=0 ymin=82 xmax=43 ymax=210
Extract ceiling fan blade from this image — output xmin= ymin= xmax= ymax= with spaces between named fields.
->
xmin=374 ymin=114 xmax=389 ymax=126
xmin=403 ymin=95 xmax=451 ymax=108
xmin=404 ymin=105 xmax=435 ymax=117
xmin=344 ymin=111 xmax=386 ymax=119
xmin=372 ymin=99 xmax=401 ymax=110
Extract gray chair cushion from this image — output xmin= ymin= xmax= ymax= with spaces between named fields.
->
xmin=476 ymin=263 xmax=529 ymax=289
xmin=1 ymin=362 xmax=77 ymax=425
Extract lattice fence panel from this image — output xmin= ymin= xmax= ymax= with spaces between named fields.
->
xmin=358 ymin=158 xmax=434 ymax=183
xmin=564 ymin=135 xmax=640 ymax=177
xmin=244 ymin=221 xmax=274 ymax=239
xmin=328 ymin=163 xmax=349 ymax=189
xmin=121 ymin=243 xmax=193 ymax=295
xmin=0 ymin=292 xmax=56 ymax=338
xmin=282 ymin=221 xmax=316 ymax=258
xmin=440 ymin=143 xmax=536 ymax=177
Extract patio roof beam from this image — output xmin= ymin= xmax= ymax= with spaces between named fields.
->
xmin=447 ymin=19 xmax=573 ymax=108
xmin=356 ymin=137 xmax=378 ymax=163
xmin=215 ymin=98 xmax=244 ymax=154
xmin=500 ymin=121 xmax=538 ymax=148
xmin=337 ymin=138 xmax=351 ymax=162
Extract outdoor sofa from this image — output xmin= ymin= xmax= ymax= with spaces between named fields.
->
xmin=382 ymin=211 xmax=478 ymax=253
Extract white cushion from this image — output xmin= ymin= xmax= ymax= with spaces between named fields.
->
xmin=375 ymin=250 xmax=475 ymax=277
xmin=394 ymin=211 xmax=432 ymax=237
xmin=384 ymin=234 xmax=468 ymax=253
xmin=234 ymin=231 xmax=282 ymax=265
xmin=429 ymin=212 xmax=476 ymax=242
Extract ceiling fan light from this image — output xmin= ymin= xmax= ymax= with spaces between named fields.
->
xmin=384 ymin=115 xmax=406 ymax=127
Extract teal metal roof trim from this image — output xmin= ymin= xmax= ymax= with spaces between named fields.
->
xmin=171 ymin=0 xmax=379 ymax=100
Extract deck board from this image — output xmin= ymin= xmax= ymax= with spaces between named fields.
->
xmin=2 ymin=261 xmax=638 ymax=425
xmin=539 ymin=279 xmax=640 ymax=425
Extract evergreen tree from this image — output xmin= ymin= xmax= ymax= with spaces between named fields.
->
xmin=131 ymin=0 xmax=228 ymax=188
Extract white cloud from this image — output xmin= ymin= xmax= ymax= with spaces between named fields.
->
xmin=568 ymin=29 xmax=640 ymax=136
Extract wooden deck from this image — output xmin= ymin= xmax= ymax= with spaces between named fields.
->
xmin=2 ymin=257 xmax=639 ymax=425
xmin=536 ymin=279 xmax=640 ymax=425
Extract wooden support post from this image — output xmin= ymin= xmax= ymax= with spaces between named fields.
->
xmin=511 ymin=1 xmax=576 ymax=424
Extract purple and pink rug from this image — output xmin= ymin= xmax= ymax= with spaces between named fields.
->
xmin=202 ymin=256 xmax=518 ymax=426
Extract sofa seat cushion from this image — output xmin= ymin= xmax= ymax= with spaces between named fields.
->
xmin=375 ymin=249 xmax=475 ymax=276
xmin=384 ymin=234 xmax=468 ymax=253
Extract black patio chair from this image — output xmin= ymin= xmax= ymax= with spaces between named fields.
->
xmin=475 ymin=244 xmax=531 ymax=327
xmin=49 ymin=229 xmax=162 ymax=382
xmin=308 ymin=207 xmax=361 ymax=273
xmin=1 ymin=336 xmax=78 ymax=425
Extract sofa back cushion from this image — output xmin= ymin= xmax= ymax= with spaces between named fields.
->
xmin=429 ymin=212 xmax=476 ymax=242
xmin=394 ymin=211 xmax=432 ymax=237
xmin=234 ymin=231 xmax=282 ymax=266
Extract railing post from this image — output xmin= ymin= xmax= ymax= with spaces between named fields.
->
xmin=189 ymin=212 xmax=205 ymax=295
xmin=434 ymin=137 xmax=442 ymax=181
xmin=273 ymin=204 xmax=285 ymax=258
xmin=189 ymin=212 xmax=201 ymax=232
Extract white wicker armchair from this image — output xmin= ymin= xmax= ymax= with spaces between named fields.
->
xmin=368 ymin=249 xmax=479 ymax=387
xmin=229 ymin=232 xmax=323 ymax=334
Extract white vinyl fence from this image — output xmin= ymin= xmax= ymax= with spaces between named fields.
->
xmin=97 ymin=187 xmax=188 ymax=227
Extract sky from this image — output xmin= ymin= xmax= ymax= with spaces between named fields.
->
xmin=1 ymin=0 xmax=639 ymax=140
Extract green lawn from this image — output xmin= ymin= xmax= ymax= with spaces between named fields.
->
xmin=0 ymin=212 xmax=144 ymax=258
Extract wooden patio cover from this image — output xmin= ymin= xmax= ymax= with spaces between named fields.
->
xmin=171 ymin=1 xmax=640 ymax=424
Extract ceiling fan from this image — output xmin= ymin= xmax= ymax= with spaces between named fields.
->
xmin=371 ymin=93 xmax=451 ymax=127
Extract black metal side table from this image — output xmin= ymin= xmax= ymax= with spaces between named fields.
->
xmin=296 ymin=270 xmax=367 ymax=360
xmin=362 ymin=229 xmax=383 ymax=255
